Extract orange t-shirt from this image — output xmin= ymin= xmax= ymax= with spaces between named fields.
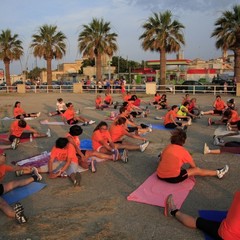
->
xmin=66 ymin=133 xmax=80 ymax=147
xmin=104 ymin=95 xmax=112 ymax=103
xmin=10 ymin=120 xmax=31 ymax=137
xmin=50 ymin=143 xmax=78 ymax=164
xmin=109 ymin=124 xmax=127 ymax=142
xmin=157 ymin=144 xmax=194 ymax=178
xmin=154 ymin=95 xmax=161 ymax=102
xmin=62 ymin=109 xmax=74 ymax=121
xmin=164 ymin=110 xmax=177 ymax=125
xmin=95 ymin=98 xmax=102 ymax=107
xmin=92 ymin=129 xmax=112 ymax=151
xmin=218 ymin=191 xmax=240 ymax=239
xmin=124 ymin=95 xmax=132 ymax=102
xmin=13 ymin=107 xmax=25 ymax=117
xmin=230 ymin=110 xmax=239 ymax=122
xmin=0 ymin=164 xmax=14 ymax=182
xmin=214 ymin=100 xmax=226 ymax=110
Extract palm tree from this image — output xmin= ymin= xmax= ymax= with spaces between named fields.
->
xmin=78 ymin=18 xmax=118 ymax=81
xmin=0 ymin=29 xmax=23 ymax=86
xmin=211 ymin=5 xmax=240 ymax=88
xmin=139 ymin=11 xmax=185 ymax=86
xmin=30 ymin=24 xmax=67 ymax=85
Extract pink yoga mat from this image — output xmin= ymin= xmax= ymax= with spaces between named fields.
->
xmin=127 ymin=172 xmax=195 ymax=208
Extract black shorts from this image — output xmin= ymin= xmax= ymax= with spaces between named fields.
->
xmin=196 ymin=217 xmax=222 ymax=240
xmin=67 ymin=119 xmax=79 ymax=125
xmin=9 ymin=133 xmax=31 ymax=142
xmin=114 ymin=141 xmax=123 ymax=144
xmin=157 ymin=169 xmax=188 ymax=183
xmin=0 ymin=184 xmax=4 ymax=196
xmin=213 ymin=110 xmax=223 ymax=115
xmin=165 ymin=123 xmax=182 ymax=129
xmin=128 ymin=127 xmax=138 ymax=132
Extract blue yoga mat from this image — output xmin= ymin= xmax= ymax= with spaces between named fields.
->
xmin=198 ymin=210 xmax=227 ymax=240
xmin=151 ymin=124 xmax=168 ymax=130
xmin=80 ymin=139 xmax=93 ymax=150
xmin=2 ymin=182 xmax=47 ymax=205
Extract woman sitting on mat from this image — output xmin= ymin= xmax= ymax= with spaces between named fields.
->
xmin=48 ymin=98 xmax=66 ymax=116
xmin=156 ymin=128 xmax=229 ymax=183
xmin=13 ymin=101 xmax=41 ymax=119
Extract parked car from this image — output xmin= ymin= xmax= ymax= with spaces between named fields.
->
xmin=175 ymin=80 xmax=208 ymax=93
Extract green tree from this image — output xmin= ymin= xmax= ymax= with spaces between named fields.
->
xmin=0 ymin=29 xmax=23 ymax=86
xmin=30 ymin=24 xmax=67 ymax=85
xmin=28 ymin=67 xmax=45 ymax=80
xmin=78 ymin=18 xmax=118 ymax=81
xmin=211 ymin=5 xmax=240 ymax=86
xmin=139 ymin=11 xmax=185 ymax=86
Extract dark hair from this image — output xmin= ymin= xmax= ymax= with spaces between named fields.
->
xmin=55 ymin=137 xmax=69 ymax=149
xmin=216 ymin=95 xmax=221 ymax=98
xmin=119 ymin=106 xmax=127 ymax=113
xmin=129 ymin=95 xmax=137 ymax=101
xmin=171 ymin=105 xmax=178 ymax=110
xmin=18 ymin=119 xmax=27 ymax=128
xmin=14 ymin=101 xmax=21 ymax=108
xmin=115 ymin=117 xmax=126 ymax=125
xmin=93 ymin=121 xmax=108 ymax=132
xmin=57 ymin=98 xmax=63 ymax=102
xmin=223 ymin=108 xmax=232 ymax=118
xmin=122 ymin=102 xmax=128 ymax=107
xmin=183 ymin=101 xmax=189 ymax=107
xmin=66 ymin=102 xmax=72 ymax=108
xmin=170 ymin=128 xmax=187 ymax=146
xmin=69 ymin=125 xmax=83 ymax=136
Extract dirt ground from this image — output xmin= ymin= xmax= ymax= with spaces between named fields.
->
xmin=0 ymin=92 xmax=239 ymax=240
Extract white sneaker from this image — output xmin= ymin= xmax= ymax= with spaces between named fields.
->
xmin=203 ymin=143 xmax=210 ymax=154
xmin=46 ymin=128 xmax=51 ymax=137
xmin=140 ymin=141 xmax=149 ymax=152
xmin=187 ymin=118 xmax=192 ymax=126
xmin=213 ymin=135 xmax=220 ymax=146
xmin=226 ymin=123 xmax=232 ymax=131
xmin=48 ymin=113 xmax=52 ymax=117
xmin=31 ymin=167 xmax=42 ymax=181
xmin=37 ymin=112 xmax=41 ymax=117
xmin=200 ymin=111 xmax=204 ymax=116
xmin=121 ymin=149 xmax=128 ymax=163
xmin=11 ymin=138 xmax=19 ymax=150
xmin=217 ymin=165 xmax=229 ymax=179
xmin=88 ymin=120 xmax=96 ymax=125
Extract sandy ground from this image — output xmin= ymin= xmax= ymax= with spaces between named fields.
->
xmin=0 ymin=92 xmax=239 ymax=240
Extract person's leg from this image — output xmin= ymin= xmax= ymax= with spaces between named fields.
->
xmin=86 ymin=150 xmax=114 ymax=161
xmin=0 ymin=197 xmax=15 ymax=218
xmin=115 ymin=142 xmax=140 ymax=151
xmin=3 ymin=178 xmax=34 ymax=193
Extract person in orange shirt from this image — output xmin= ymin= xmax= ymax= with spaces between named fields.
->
xmin=164 ymin=105 xmax=190 ymax=129
xmin=200 ymin=95 xmax=227 ymax=116
xmin=66 ymin=125 xmax=118 ymax=172
xmin=13 ymin=101 xmax=41 ymax=119
xmin=48 ymin=137 xmax=81 ymax=186
xmin=104 ymin=93 xmax=113 ymax=105
xmin=164 ymin=191 xmax=240 ymax=240
xmin=95 ymin=95 xmax=108 ymax=110
xmin=0 ymin=150 xmax=42 ymax=224
xmin=9 ymin=119 xmax=50 ymax=150
xmin=92 ymin=121 xmax=121 ymax=161
xmin=150 ymin=93 xmax=161 ymax=105
xmin=109 ymin=117 xmax=150 ymax=162
xmin=157 ymin=128 xmax=229 ymax=183
xmin=123 ymin=92 xmax=132 ymax=102
xmin=62 ymin=102 xmax=95 ymax=125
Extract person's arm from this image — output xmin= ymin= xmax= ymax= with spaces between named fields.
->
xmin=48 ymin=157 xmax=59 ymax=178
xmin=67 ymin=136 xmax=85 ymax=160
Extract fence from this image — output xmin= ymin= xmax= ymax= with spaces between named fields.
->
xmin=0 ymin=83 xmax=236 ymax=95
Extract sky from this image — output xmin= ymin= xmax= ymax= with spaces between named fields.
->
xmin=0 ymin=0 xmax=238 ymax=75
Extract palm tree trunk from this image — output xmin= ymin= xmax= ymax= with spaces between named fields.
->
xmin=160 ymin=49 xmax=166 ymax=86
xmin=96 ymin=54 xmax=102 ymax=81
xmin=46 ymin=58 xmax=52 ymax=85
xmin=235 ymin=48 xmax=240 ymax=96
xmin=4 ymin=60 xmax=11 ymax=86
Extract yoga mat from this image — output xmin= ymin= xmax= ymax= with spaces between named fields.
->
xmin=2 ymin=182 xmax=47 ymax=205
xmin=127 ymin=172 xmax=195 ymax=208
xmin=0 ymin=133 xmax=32 ymax=143
xmin=80 ymin=139 xmax=93 ymax=150
xmin=198 ymin=210 xmax=227 ymax=240
xmin=40 ymin=120 xmax=83 ymax=126
xmin=151 ymin=124 xmax=168 ymax=130
xmin=0 ymin=117 xmax=36 ymax=121
xmin=214 ymin=126 xmax=240 ymax=138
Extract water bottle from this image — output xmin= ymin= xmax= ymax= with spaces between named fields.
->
xmin=30 ymin=134 xmax=33 ymax=142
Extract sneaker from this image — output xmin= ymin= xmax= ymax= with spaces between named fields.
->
xmin=15 ymin=170 xmax=24 ymax=177
xmin=112 ymin=149 xmax=119 ymax=161
xmin=213 ymin=135 xmax=220 ymax=146
xmin=48 ymin=113 xmax=52 ymax=117
xmin=155 ymin=116 xmax=162 ymax=120
xmin=226 ymin=123 xmax=232 ymax=131
xmin=88 ymin=120 xmax=96 ymax=125
xmin=203 ymin=143 xmax=210 ymax=154
xmin=74 ymin=172 xmax=81 ymax=186
xmin=121 ymin=149 xmax=128 ymax=163
xmin=217 ymin=165 xmax=229 ymax=179
xmin=46 ymin=128 xmax=51 ymax=137
xmin=140 ymin=141 xmax=149 ymax=152
xmin=14 ymin=202 xmax=28 ymax=224
xmin=164 ymin=194 xmax=177 ymax=217
xmin=31 ymin=167 xmax=42 ymax=181
xmin=37 ymin=112 xmax=41 ymax=117
xmin=148 ymin=124 xmax=152 ymax=133
xmin=200 ymin=111 xmax=204 ymax=116
xmin=187 ymin=118 xmax=192 ymax=126
xmin=208 ymin=118 xmax=212 ymax=126
xmin=11 ymin=138 xmax=19 ymax=150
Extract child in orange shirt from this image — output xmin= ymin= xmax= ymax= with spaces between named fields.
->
xmin=13 ymin=101 xmax=40 ymax=119
xmin=95 ymin=95 xmax=108 ymax=110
